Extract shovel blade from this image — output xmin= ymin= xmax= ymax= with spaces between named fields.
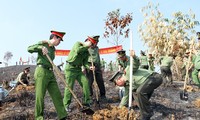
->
xmin=180 ymin=90 xmax=188 ymax=101
xmin=80 ymin=107 xmax=94 ymax=115
xmin=93 ymin=99 xmax=100 ymax=109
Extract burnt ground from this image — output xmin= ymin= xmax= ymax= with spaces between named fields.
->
xmin=0 ymin=65 xmax=200 ymax=120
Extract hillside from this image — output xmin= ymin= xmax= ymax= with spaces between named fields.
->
xmin=0 ymin=65 xmax=200 ymax=120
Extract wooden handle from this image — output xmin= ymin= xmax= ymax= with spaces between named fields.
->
xmin=46 ymin=54 xmax=83 ymax=107
xmin=183 ymin=50 xmax=192 ymax=90
xmin=91 ymin=59 xmax=99 ymax=102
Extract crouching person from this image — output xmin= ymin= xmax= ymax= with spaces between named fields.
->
xmin=117 ymin=50 xmax=163 ymax=120
xmin=16 ymin=67 xmax=30 ymax=87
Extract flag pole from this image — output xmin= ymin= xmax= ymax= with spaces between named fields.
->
xmin=128 ymin=30 xmax=133 ymax=109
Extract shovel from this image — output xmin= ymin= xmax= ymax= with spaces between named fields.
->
xmin=180 ymin=50 xmax=193 ymax=101
xmin=46 ymin=54 xmax=94 ymax=115
xmin=0 ymin=86 xmax=15 ymax=102
xmin=91 ymin=60 xmax=100 ymax=109
xmin=4 ymin=87 xmax=15 ymax=97
xmin=180 ymin=70 xmax=189 ymax=101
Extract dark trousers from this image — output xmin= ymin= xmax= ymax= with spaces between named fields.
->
xmin=85 ymin=64 xmax=106 ymax=97
xmin=17 ymin=79 xmax=29 ymax=86
xmin=140 ymin=65 xmax=149 ymax=70
xmin=133 ymin=73 xmax=163 ymax=119
xmin=160 ymin=66 xmax=173 ymax=84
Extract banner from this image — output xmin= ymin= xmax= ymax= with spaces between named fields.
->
xmin=99 ymin=45 xmax=122 ymax=54
xmin=55 ymin=45 xmax=122 ymax=56
xmin=55 ymin=50 xmax=70 ymax=56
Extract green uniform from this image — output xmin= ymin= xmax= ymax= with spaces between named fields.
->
xmin=86 ymin=46 xmax=106 ymax=98
xmin=28 ymin=41 xmax=67 ymax=120
xmin=192 ymin=54 xmax=200 ymax=87
xmin=116 ymin=56 xmax=130 ymax=99
xmin=148 ymin=56 xmax=155 ymax=71
xmin=117 ymin=55 xmax=130 ymax=70
xmin=139 ymin=55 xmax=149 ymax=70
xmin=100 ymin=59 xmax=106 ymax=70
xmin=63 ymin=42 xmax=91 ymax=108
xmin=108 ymin=61 xmax=113 ymax=71
xmin=119 ymin=56 xmax=162 ymax=119
xmin=159 ymin=56 xmax=173 ymax=85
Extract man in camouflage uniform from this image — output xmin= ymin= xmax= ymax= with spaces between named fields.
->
xmin=84 ymin=35 xmax=107 ymax=102
xmin=63 ymin=36 xmax=96 ymax=111
xmin=27 ymin=30 xmax=67 ymax=120
xmin=117 ymin=50 xmax=163 ymax=120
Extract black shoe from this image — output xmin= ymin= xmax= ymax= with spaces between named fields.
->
xmin=82 ymin=103 xmax=91 ymax=107
xmin=100 ymin=96 xmax=108 ymax=103
xmin=60 ymin=116 xmax=69 ymax=120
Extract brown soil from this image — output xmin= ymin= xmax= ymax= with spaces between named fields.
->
xmin=0 ymin=65 xmax=200 ymax=120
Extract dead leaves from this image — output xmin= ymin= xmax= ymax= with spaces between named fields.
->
xmin=138 ymin=2 xmax=199 ymax=57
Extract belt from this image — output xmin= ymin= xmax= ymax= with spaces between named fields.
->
xmin=66 ymin=62 xmax=81 ymax=68
xmin=88 ymin=62 xmax=98 ymax=66
xmin=37 ymin=65 xmax=53 ymax=71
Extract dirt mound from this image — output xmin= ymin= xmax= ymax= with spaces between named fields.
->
xmin=93 ymin=105 xmax=138 ymax=120
xmin=193 ymin=98 xmax=200 ymax=108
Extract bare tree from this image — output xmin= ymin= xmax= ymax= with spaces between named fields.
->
xmin=3 ymin=51 xmax=13 ymax=66
xmin=103 ymin=9 xmax=133 ymax=46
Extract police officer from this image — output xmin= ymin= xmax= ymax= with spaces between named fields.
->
xmin=117 ymin=50 xmax=163 ymax=120
xmin=27 ymin=30 xmax=67 ymax=120
xmin=148 ymin=53 xmax=155 ymax=71
xmin=100 ymin=58 xmax=106 ymax=72
xmin=139 ymin=50 xmax=149 ymax=70
xmin=116 ymin=50 xmax=130 ymax=99
xmin=117 ymin=50 xmax=130 ymax=71
xmin=84 ymin=35 xmax=107 ymax=102
xmin=63 ymin=36 xmax=96 ymax=111
xmin=108 ymin=61 xmax=114 ymax=72
xmin=159 ymin=53 xmax=173 ymax=86
xmin=16 ymin=67 xmax=30 ymax=87
xmin=191 ymin=32 xmax=200 ymax=88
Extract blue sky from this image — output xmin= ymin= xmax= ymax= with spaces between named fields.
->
xmin=0 ymin=0 xmax=199 ymax=67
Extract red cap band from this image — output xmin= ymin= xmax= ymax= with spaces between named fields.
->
xmin=51 ymin=32 xmax=64 ymax=38
xmin=51 ymin=30 xmax=65 ymax=41
xmin=88 ymin=36 xmax=97 ymax=44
